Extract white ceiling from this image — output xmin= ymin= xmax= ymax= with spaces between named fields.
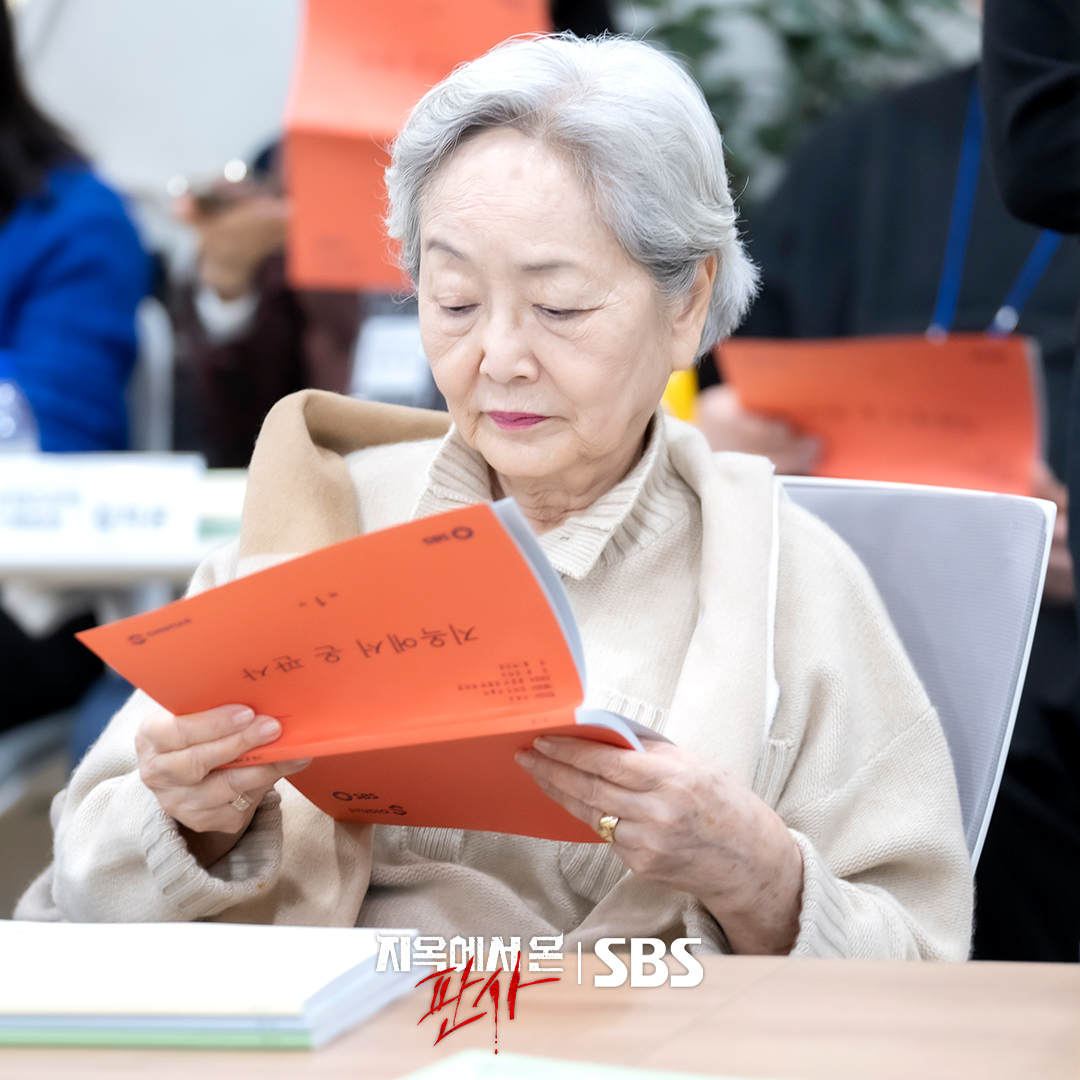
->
xmin=12 ymin=0 xmax=301 ymax=198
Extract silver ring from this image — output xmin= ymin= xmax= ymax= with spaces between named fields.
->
xmin=231 ymin=793 xmax=251 ymax=814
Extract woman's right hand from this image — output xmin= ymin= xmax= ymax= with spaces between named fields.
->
xmin=135 ymin=704 xmax=311 ymax=865
xmin=695 ymin=384 xmax=820 ymax=475
xmin=176 ymin=190 xmax=290 ymax=301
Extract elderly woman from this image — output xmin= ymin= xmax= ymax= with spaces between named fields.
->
xmin=18 ymin=35 xmax=972 ymax=959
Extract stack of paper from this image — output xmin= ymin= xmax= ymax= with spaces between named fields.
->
xmin=0 ymin=921 xmax=415 ymax=1048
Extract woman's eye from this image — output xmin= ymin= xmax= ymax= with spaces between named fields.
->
xmin=440 ymin=303 xmax=477 ymax=316
xmin=537 ymin=306 xmax=581 ymax=319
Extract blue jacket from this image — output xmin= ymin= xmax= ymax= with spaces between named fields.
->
xmin=0 ymin=166 xmax=150 ymax=451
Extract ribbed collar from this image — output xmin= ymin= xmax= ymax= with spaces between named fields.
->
xmin=411 ymin=411 xmax=690 ymax=581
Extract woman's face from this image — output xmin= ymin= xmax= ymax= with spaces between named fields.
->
xmin=417 ymin=128 xmax=708 ymax=491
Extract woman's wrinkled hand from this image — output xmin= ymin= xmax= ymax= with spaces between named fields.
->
xmin=516 ymin=736 xmax=804 ymax=955
xmin=695 ymin=384 xmax=820 ymax=475
xmin=135 ymin=704 xmax=311 ymax=866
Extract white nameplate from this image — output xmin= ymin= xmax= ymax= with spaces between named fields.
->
xmin=0 ymin=454 xmax=205 ymax=567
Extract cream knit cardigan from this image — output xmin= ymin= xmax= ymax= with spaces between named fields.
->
xmin=17 ymin=393 xmax=973 ymax=959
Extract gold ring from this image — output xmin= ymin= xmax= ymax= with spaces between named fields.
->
xmin=231 ymin=793 xmax=251 ymax=814
xmin=597 ymin=814 xmax=619 ymax=843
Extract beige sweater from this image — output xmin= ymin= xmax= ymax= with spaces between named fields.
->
xmin=17 ymin=394 xmax=973 ymax=959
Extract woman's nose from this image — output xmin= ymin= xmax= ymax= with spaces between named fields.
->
xmin=477 ymin=310 xmax=539 ymax=383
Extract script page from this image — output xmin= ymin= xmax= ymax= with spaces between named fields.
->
xmin=720 ymin=333 xmax=1038 ymax=494
xmin=78 ymin=504 xmax=582 ymax=763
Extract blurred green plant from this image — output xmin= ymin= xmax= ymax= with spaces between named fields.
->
xmin=622 ymin=0 xmax=976 ymax=200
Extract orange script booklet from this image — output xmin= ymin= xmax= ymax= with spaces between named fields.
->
xmin=285 ymin=0 xmax=548 ymax=290
xmin=719 ymin=333 xmax=1040 ymax=494
xmin=77 ymin=501 xmax=654 ymax=844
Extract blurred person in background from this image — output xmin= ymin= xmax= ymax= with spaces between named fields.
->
xmin=0 ymin=6 xmax=147 ymax=453
xmin=981 ymin=0 xmax=1079 ymax=557
xmin=981 ymin=0 xmax=1080 ymax=243
xmin=0 ymin=1 xmax=149 ymax=736
xmin=979 ymin=0 xmax=1080 ymax=963
xmin=170 ymin=142 xmax=360 ymax=469
xmin=170 ymin=0 xmax=616 ymax=470
xmin=695 ymin=58 xmax=1080 ymax=961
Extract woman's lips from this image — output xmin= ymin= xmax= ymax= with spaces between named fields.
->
xmin=487 ymin=412 xmax=549 ymax=430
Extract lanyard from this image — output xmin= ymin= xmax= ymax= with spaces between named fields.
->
xmin=928 ymin=79 xmax=1063 ymax=339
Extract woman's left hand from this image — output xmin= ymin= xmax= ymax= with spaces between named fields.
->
xmin=516 ymin=737 xmax=804 ymax=955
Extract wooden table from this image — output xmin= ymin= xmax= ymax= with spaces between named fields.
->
xmin=1 ymin=954 xmax=1076 ymax=1080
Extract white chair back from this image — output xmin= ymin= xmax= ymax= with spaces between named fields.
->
xmin=782 ymin=476 xmax=1054 ymax=866
xmin=127 ymin=296 xmax=175 ymax=452
xmin=0 ymin=712 xmax=74 ymax=818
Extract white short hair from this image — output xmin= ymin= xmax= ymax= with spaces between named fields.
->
xmin=385 ymin=34 xmax=758 ymax=350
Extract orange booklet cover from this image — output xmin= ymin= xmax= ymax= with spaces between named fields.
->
xmin=77 ymin=501 xmax=652 ymax=844
xmin=718 ymin=333 xmax=1040 ymax=494
xmin=285 ymin=0 xmax=548 ymax=290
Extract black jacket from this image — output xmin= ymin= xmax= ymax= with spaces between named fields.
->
xmin=981 ymin=0 xmax=1080 ymax=234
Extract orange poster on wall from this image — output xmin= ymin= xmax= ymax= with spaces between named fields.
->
xmin=77 ymin=501 xmax=650 ymax=843
xmin=718 ymin=333 xmax=1040 ymax=494
xmin=285 ymin=0 xmax=549 ymax=291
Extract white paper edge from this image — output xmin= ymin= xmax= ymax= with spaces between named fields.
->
xmin=763 ymin=476 xmax=781 ymax=747
xmin=490 ymin=498 xmax=587 ymax=691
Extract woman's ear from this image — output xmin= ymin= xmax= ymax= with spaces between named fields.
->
xmin=670 ymin=255 xmax=718 ymax=372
